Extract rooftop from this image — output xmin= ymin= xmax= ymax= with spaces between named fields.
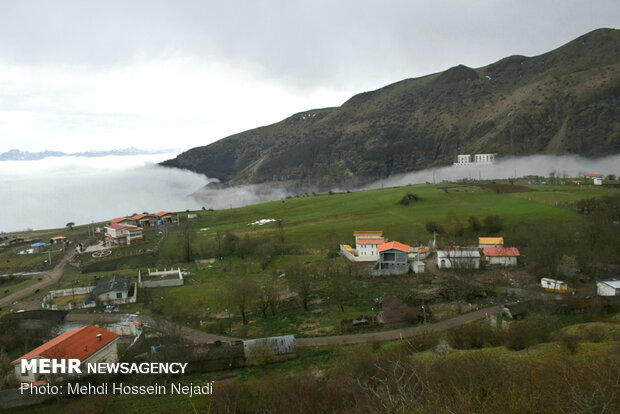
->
xmin=12 ymin=325 xmax=119 ymax=364
xmin=378 ymin=241 xmax=411 ymax=253
xmin=356 ymin=238 xmax=388 ymax=245
xmin=93 ymin=275 xmax=131 ymax=296
xmin=599 ymin=280 xmax=620 ymax=289
xmin=483 ymin=247 xmax=520 ymax=257
xmin=479 ymin=237 xmax=504 ymax=245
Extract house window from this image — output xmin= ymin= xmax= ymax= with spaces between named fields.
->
xmin=116 ymin=292 xmax=122 ymax=299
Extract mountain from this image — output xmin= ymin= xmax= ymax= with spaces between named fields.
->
xmin=0 ymin=147 xmax=181 ymax=161
xmin=161 ymin=28 xmax=620 ymax=188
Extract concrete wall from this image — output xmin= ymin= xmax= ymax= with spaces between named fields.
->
xmin=138 ymin=268 xmax=184 ymax=288
xmin=597 ymin=282 xmax=619 ymax=296
xmin=41 ymin=286 xmax=96 ymax=310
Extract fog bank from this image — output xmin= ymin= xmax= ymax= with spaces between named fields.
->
xmin=0 ymin=154 xmax=209 ymax=232
xmin=361 ymin=154 xmax=620 ymax=190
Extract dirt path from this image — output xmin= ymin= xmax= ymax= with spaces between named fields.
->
xmin=0 ymin=249 xmax=75 ymax=309
xmin=296 ymin=305 xmax=504 ymax=346
xmin=65 ymin=305 xmax=504 ymax=348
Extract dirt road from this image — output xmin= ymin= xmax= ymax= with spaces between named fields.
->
xmin=65 ymin=306 xmax=504 ymax=348
xmin=296 ymin=305 xmax=504 ymax=346
xmin=0 ymin=249 xmax=75 ymax=309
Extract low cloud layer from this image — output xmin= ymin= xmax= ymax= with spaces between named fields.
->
xmin=0 ymin=154 xmax=208 ymax=232
xmin=362 ymin=155 xmax=620 ymax=190
xmin=2 ymin=154 xmax=618 ymax=233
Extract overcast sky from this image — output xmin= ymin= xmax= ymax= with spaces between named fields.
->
xmin=0 ymin=1 xmax=618 ymax=153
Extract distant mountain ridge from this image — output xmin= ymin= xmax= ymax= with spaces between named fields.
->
xmin=0 ymin=147 xmax=181 ymax=161
xmin=162 ymin=28 xmax=620 ymax=188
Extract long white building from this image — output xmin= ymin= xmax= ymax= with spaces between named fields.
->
xmin=453 ymin=153 xmax=497 ymax=166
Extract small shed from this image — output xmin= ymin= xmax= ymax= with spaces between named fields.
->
xmin=540 ymin=278 xmax=568 ymax=293
xmin=50 ymin=236 xmax=68 ymax=244
xmin=596 ymin=280 xmax=620 ymax=296
xmin=31 ymin=242 xmax=46 ymax=253
xmin=411 ymin=261 xmax=425 ymax=274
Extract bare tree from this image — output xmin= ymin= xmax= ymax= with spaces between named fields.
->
xmin=224 ymin=268 xmax=257 ymax=325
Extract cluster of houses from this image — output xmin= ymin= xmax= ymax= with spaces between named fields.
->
xmin=341 ymin=231 xmax=520 ymax=275
xmin=340 ymin=231 xmax=428 ymax=276
xmin=103 ymin=211 xmax=178 ymax=248
xmin=436 ymin=237 xmax=520 ymax=270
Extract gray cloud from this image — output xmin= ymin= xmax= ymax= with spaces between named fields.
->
xmin=1 ymin=1 xmax=618 ymax=90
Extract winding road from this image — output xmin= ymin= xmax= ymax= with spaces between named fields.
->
xmin=0 ymin=249 xmax=75 ymax=309
xmin=63 ymin=305 xmax=504 ymax=347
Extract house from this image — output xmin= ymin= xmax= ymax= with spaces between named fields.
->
xmin=93 ymin=275 xmax=133 ymax=305
xmin=540 ymin=278 xmax=568 ymax=293
xmin=593 ymin=177 xmax=603 ymax=186
xmin=453 ymin=153 xmax=497 ymax=166
xmin=104 ymin=224 xmax=143 ymax=247
xmin=341 ymin=231 xmax=389 ymax=262
xmin=437 ymin=249 xmax=481 ymax=269
xmin=132 ymin=213 xmax=159 ymax=229
xmin=478 ymin=237 xmax=504 ymax=248
xmin=155 ymin=211 xmax=179 ymax=225
xmin=110 ymin=217 xmax=137 ymax=226
xmin=50 ymin=236 xmax=68 ymax=244
xmin=356 ymin=237 xmax=389 ymax=259
xmin=596 ymin=280 xmax=620 ymax=296
xmin=483 ymin=247 xmax=520 ymax=266
xmin=373 ymin=241 xmax=411 ymax=275
xmin=11 ymin=325 xmax=119 ymax=383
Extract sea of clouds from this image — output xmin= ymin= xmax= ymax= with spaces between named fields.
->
xmin=1 ymin=153 xmax=618 ymax=232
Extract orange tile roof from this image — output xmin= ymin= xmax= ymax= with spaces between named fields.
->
xmin=132 ymin=214 xmax=147 ymax=220
xmin=155 ymin=211 xmax=173 ymax=217
xmin=357 ymin=238 xmax=388 ymax=245
xmin=479 ymin=237 xmax=504 ymax=245
xmin=483 ymin=247 xmax=520 ymax=257
xmin=12 ymin=325 xmax=119 ymax=364
xmin=110 ymin=217 xmax=129 ymax=223
xmin=378 ymin=241 xmax=411 ymax=253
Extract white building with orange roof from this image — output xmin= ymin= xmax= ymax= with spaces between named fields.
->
xmin=354 ymin=231 xmax=388 ymax=261
xmin=12 ymin=325 xmax=119 ymax=383
xmin=104 ymin=224 xmax=143 ymax=247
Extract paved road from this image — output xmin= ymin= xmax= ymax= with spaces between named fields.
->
xmin=0 ymin=249 xmax=75 ymax=309
xmin=296 ymin=305 xmax=504 ymax=347
xmin=65 ymin=313 xmax=238 ymax=344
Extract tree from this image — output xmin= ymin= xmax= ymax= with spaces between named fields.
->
xmin=286 ymin=264 xmax=314 ymax=311
xmin=468 ymin=216 xmax=482 ymax=233
xmin=224 ymin=268 xmax=257 ymax=325
xmin=328 ymin=265 xmax=355 ymax=312
xmin=444 ymin=213 xmax=464 ymax=243
xmin=483 ymin=215 xmax=503 ymax=234
xmin=425 ymin=221 xmax=444 ymax=235
xmin=257 ymin=274 xmax=280 ymax=318
xmin=66 ymin=222 xmax=75 ymax=230
xmin=180 ymin=220 xmax=192 ymax=262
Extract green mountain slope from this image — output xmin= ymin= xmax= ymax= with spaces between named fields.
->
xmin=162 ymin=28 xmax=620 ymax=188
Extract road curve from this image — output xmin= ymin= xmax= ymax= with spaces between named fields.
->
xmin=65 ymin=306 xmax=504 ymax=348
xmin=0 ymin=249 xmax=75 ymax=308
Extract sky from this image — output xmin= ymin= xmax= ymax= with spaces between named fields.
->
xmin=0 ymin=0 xmax=618 ymax=153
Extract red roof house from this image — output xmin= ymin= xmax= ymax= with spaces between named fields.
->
xmin=12 ymin=325 xmax=120 ymax=382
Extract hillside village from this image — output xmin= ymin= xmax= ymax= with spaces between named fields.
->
xmin=0 ymin=178 xmax=619 ymax=411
